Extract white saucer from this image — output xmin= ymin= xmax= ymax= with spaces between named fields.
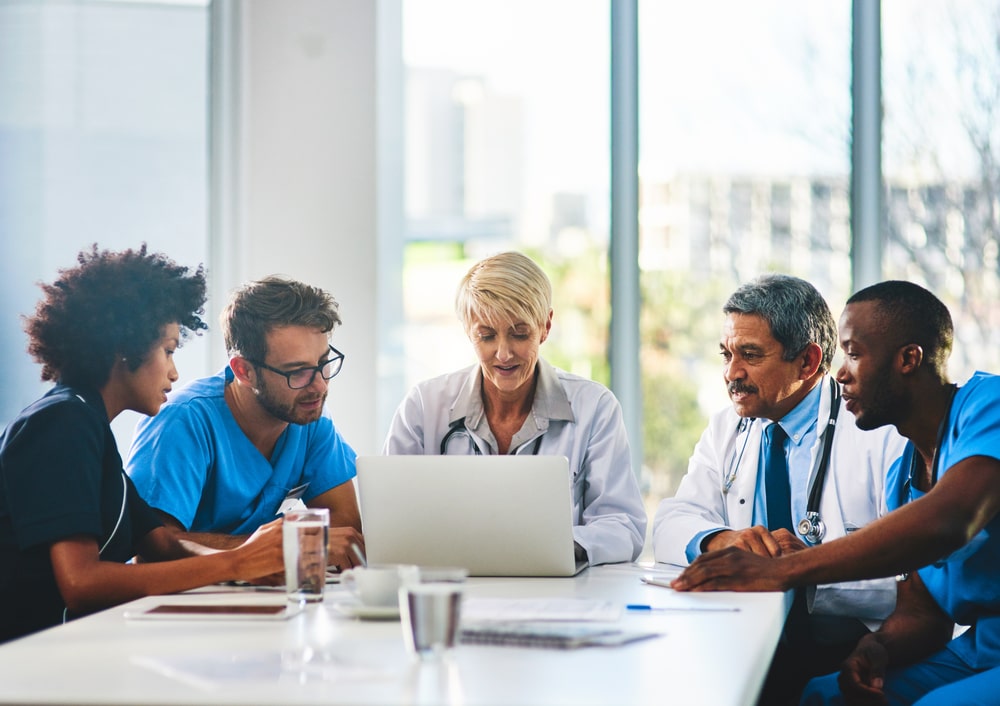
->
xmin=331 ymin=601 xmax=400 ymax=621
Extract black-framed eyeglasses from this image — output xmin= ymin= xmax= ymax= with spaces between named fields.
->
xmin=247 ymin=345 xmax=345 ymax=389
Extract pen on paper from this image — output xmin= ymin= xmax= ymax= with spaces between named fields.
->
xmin=626 ymin=603 xmax=740 ymax=613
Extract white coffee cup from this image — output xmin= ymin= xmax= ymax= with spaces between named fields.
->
xmin=341 ymin=564 xmax=419 ymax=607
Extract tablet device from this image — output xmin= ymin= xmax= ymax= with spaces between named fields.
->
xmin=124 ymin=602 xmax=302 ymax=620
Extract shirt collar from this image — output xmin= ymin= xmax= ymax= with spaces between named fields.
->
xmin=771 ymin=378 xmax=822 ymax=446
xmin=448 ymin=358 xmax=575 ymax=430
xmin=54 ymin=382 xmax=109 ymax=420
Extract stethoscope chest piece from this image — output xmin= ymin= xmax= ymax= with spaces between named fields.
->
xmin=793 ymin=377 xmax=841 ymax=545
xmin=797 ymin=510 xmax=826 ymax=544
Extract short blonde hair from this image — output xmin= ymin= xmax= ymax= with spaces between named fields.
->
xmin=455 ymin=252 xmax=552 ymax=333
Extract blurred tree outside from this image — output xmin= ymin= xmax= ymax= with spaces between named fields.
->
xmin=401 ymin=1 xmax=1000 ymax=516
xmin=539 ymin=246 xmax=730 ymax=502
xmin=883 ymin=0 xmax=1000 ymax=381
xmin=638 ymin=270 xmax=735 ymax=499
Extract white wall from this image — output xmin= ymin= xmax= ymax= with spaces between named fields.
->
xmin=212 ymin=0 xmax=401 ymax=455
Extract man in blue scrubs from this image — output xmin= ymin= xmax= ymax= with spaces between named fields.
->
xmin=127 ymin=276 xmax=364 ymax=570
xmin=672 ymin=281 xmax=1000 ymax=705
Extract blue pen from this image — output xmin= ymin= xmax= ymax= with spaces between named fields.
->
xmin=626 ymin=603 xmax=739 ymax=613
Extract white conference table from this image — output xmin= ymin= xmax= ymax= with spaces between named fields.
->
xmin=0 ymin=564 xmax=789 ymax=706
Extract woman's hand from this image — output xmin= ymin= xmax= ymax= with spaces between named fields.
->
xmin=231 ymin=517 xmax=285 ymax=582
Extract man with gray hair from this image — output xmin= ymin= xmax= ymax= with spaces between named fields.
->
xmin=652 ymin=274 xmax=906 ymax=704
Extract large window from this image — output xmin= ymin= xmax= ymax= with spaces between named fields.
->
xmin=4 ymin=1 xmax=998 ymax=525
xmin=0 ymin=0 xmax=210 ymax=444
xmin=401 ymin=0 xmax=611 ymax=390
xmin=637 ymin=2 xmax=852 ymax=504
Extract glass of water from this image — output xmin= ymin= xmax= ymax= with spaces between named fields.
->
xmin=399 ymin=569 xmax=466 ymax=659
xmin=282 ymin=508 xmax=329 ymax=603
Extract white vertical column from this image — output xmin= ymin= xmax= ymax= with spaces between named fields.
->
xmin=209 ymin=0 xmax=381 ymax=453
xmin=375 ymin=0 xmax=405 ymax=450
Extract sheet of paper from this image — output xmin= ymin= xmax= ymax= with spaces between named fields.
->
xmin=462 ymin=598 xmax=621 ymax=622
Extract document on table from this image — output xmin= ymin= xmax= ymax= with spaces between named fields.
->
xmin=460 ymin=622 xmax=660 ymax=649
xmin=462 ymin=598 xmax=621 ymax=622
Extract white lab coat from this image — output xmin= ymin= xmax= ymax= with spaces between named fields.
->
xmin=653 ymin=376 xmax=907 ymax=628
xmin=383 ymin=359 xmax=647 ymax=566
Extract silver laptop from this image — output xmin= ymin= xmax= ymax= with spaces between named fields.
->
xmin=357 ymin=455 xmax=587 ymax=577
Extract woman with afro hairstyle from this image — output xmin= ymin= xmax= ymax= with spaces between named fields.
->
xmin=0 ymin=245 xmax=285 ymax=643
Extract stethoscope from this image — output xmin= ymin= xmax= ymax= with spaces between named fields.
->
xmin=723 ymin=377 xmax=841 ymax=544
xmin=439 ymin=418 xmax=543 ymax=456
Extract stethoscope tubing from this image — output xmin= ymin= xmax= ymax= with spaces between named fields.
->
xmin=724 ymin=377 xmax=841 ymax=544
xmin=439 ymin=420 xmax=543 ymax=456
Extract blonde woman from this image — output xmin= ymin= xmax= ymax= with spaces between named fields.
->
xmin=383 ymin=252 xmax=646 ymax=566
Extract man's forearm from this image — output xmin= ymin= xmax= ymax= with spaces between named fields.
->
xmin=175 ymin=530 xmax=248 ymax=550
xmin=779 ymin=461 xmax=997 ymax=589
xmin=147 ymin=510 xmax=250 ymax=552
xmin=865 ymin=573 xmax=954 ymax=669
xmin=328 ymin=509 xmax=362 ymax=533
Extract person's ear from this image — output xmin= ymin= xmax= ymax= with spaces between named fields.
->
xmin=897 ymin=344 xmax=924 ymax=375
xmin=798 ymin=342 xmax=824 ymax=379
xmin=107 ymin=355 xmax=129 ymax=383
xmin=229 ymin=356 xmax=256 ymax=385
xmin=539 ymin=310 xmax=553 ymax=344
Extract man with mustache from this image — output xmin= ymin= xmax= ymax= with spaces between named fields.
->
xmin=674 ymin=281 xmax=1000 ymax=705
xmin=126 ymin=276 xmax=363 ymax=570
xmin=652 ymin=274 xmax=905 ymax=704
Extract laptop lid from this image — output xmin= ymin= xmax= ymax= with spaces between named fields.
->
xmin=357 ymin=455 xmax=586 ymax=577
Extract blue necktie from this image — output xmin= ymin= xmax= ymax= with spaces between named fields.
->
xmin=764 ymin=423 xmax=792 ymax=532
xmin=763 ymin=423 xmax=811 ymax=650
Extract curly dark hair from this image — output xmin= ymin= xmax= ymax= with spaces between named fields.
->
xmin=24 ymin=244 xmax=208 ymax=388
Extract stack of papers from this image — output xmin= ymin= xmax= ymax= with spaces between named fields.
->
xmin=460 ymin=622 xmax=659 ymax=649
xmin=459 ymin=598 xmax=660 ymax=650
xmin=461 ymin=598 xmax=621 ymax=622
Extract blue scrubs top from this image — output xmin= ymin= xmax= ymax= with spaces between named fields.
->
xmin=886 ymin=372 xmax=1000 ymax=669
xmin=126 ymin=368 xmax=356 ymax=535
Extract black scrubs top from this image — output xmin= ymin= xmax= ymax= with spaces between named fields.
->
xmin=0 ymin=385 xmax=162 ymax=643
